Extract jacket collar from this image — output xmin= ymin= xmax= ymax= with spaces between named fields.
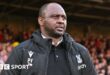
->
xmin=31 ymin=29 xmax=75 ymax=51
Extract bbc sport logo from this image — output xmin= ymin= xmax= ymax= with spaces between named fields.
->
xmin=0 ymin=64 xmax=30 ymax=70
xmin=0 ymin=64 xmax=4 ymax=70
xmin=0 ymin=64 xmax=10 ymax=70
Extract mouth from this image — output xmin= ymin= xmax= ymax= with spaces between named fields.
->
xmin=56 ymin=27 xmax=64 ymax=31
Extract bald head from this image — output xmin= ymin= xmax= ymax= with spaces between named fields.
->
xmin=38 ymin=2 xmax=66 ymax=17
xmin=38 ymin=2 xmax=67 ymax=38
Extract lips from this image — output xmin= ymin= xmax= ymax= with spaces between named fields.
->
xmin=56 ymin=27 xmax=64 ymax=31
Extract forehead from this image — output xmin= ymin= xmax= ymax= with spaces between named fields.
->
xmin=45 ymin=3 xmax=66 ymax=16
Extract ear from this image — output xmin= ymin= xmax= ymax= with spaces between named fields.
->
xmin=38 ymin=16 xmax=44 ymax=26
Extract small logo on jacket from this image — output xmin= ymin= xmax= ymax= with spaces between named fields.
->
xmin=76 ymin=54 xmax=82 ymax=64
xmin=27 ymin=58 xmax=33 ymax=66
xmin=27 ymin=51 xmax=34 ymax=66
xmin=76 ymin=54 xmax=87 ymax=70
xmin=28 ymin=51 xmax=34 ymax=58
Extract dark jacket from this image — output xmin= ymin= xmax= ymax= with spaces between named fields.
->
xmin=1 ymin=30 xmax=97 ymax=75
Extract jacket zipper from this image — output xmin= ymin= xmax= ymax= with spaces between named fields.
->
xmin=67 ymin=43 xmax=80 ymax=75
xmin=44 ymin=44 xmax=51 ymax=75
xmin=67 ymin=51 xmax=74 ymax=75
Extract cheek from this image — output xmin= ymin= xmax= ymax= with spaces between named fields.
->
xmin=44 ymin=21 xmax=53 ymax=30
xmin=45 ymin=20 xmax=56 ymax=27
xmin=65 ymin=21 xmax=67 ymax=25
xmin=65 ymin=21 xmax=67 ymax=28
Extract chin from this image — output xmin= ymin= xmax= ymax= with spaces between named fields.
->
xmin=55 ymin=32 xmax=64 ymax=37
xmin=58 ymin=31 xmax=64 ymax=35
xmin=51 ymin=30 xmax=64 ymax=37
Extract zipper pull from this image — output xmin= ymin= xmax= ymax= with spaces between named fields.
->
xmin=55 ymin=54 xmax=59 ymax=62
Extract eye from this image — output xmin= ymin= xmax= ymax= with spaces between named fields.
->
xmin=50 ymin=15 xmax=67 ymax=20
xmin=51 ymin=15 xmax=59 ymax=19
xmin=62 ymin=15 xmax=67 ymax=20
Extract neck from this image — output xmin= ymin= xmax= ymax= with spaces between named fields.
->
xmin=52 ymin=37 xmax=63 ymax=46
xmin=41 ymin=32 xmax=63 ymax=46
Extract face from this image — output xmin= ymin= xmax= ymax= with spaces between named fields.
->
xmin=39 ymin=3 xmax=67 ymax=38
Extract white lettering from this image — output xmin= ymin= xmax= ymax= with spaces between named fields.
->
xmin=78 ymin=64 xmax=86 ymax=70
xmin=11 ymin=65 xmax=29 ymax=69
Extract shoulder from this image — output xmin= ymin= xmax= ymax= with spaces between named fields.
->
xmin=72 ymin=41 xmax=88 ymax=54
xmin=7 ymin=40 xmax=33 ymax=61
xmin=17 ymin=40 xmax=31 ymax=48
xmin=64 ymin=33 xmax=88 ymax=53
xmin=17 ymin=39 xmax=33 ymax=48
xmin=12 ymin=40 xmax=33 ymax=54
xmin=75 ymin=42 xmax=87 ymax=51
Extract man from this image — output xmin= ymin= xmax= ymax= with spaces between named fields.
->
xmin=1 ymin=2 xmax=97 ymax=75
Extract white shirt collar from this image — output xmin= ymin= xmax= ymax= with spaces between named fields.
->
xmin=41 ymin=33 xmax=63 ymax=46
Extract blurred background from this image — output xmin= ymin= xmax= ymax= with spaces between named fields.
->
xmin=0 ymin=0 xmax=110 ymax=75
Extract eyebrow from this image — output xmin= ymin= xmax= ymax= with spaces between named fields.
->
xmin=50 ymin=14 xmax=67 ymax=19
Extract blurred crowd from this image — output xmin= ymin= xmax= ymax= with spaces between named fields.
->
xmin=0 ymin=26 xmax=110 ymax=75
